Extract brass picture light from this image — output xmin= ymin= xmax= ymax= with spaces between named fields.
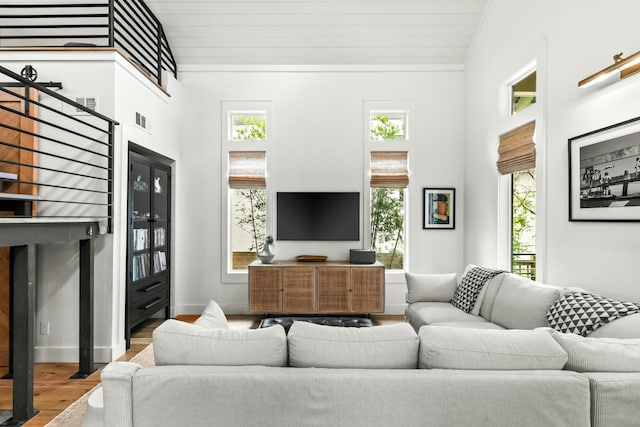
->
xmin=578 ymin=51 xmax=640 ymax=88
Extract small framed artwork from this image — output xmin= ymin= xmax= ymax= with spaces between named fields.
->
xmin=423 ymin=188 xmax=455 ymax=229
xmin=569 ymin=115 xmax=640 ymax=221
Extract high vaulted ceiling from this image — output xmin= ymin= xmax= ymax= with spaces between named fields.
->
xmin=145 ymin=0 xmax=490 ymax=66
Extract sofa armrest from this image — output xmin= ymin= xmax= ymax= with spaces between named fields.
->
xmin=584 ymin=372 xmax=640 ymax=427
xmin=101 ymin=361 xmax=142 ymax=427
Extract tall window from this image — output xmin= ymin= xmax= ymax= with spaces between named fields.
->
xmin=512 ymin=169 xmax=536 ymax=279
xmin=228 ymin=151 xmax=266 ymax=270
xmin=222 ymin=101 xmax=271 ymax=276
xmin=370 ymin=151 xmax=408 ymax=270
xmin=498 ymin=121 xmax=536 ymax=279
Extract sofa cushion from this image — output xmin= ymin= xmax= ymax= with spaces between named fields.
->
xmin=193 ymin=299 xmax=229 ymax=329
xmin=588 ymin=313 xmax=640 ymax=338
xmin=288 ymin=322 xmax=418 ymax=369
xmin=418 ymin=326 xmax=568 ymax=370
xmin=153 ymin=319 xmax=287 ymax=366
xmin=405 ymin=302 xmax=490 ymax=333
xmin=428 ymin=321 xmax=505 ymax=330
xmin=477 ymin=273 xmax=507 ymax=318
xmin=405 ymin=272 xmax=457 ymax=303
xmin=547 ymin=291 xmax=640 ymax=336
xmin=491 ymin=276 xmax=563 ymax=329
xmin=451 ymin=266 xmax=505 ymax=313
xmin=550 ymin=330 xmax=640 ymax=372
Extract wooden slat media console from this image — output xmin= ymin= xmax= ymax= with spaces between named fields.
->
xmin=248 ymin=260 xmax=384 ymax=314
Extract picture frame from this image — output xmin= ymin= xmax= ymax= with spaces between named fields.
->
xmin=569 ymin=115 xmax=640 ymax=222
xmin=423 ymin=187 xmax=455 ymax=229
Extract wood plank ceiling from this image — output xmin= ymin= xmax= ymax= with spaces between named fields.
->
xmin=145 ymin=0 xmax=490 ymax=65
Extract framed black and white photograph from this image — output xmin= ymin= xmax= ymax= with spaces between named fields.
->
xmin=423 ymin=187 xmax=455 ymax=229
xmin=569 ymin=116 xmax=640 ymax=221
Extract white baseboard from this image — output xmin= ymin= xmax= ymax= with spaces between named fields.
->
xmin=35 ymin=346 xmax=114 ymax=364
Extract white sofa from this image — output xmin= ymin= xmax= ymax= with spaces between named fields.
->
xmin=85 ymin=272 xmax=640 ymax=427
xmin=96 ymin=320 xmax=592 ymax=427
xmin=404 ymin=267 xmax=640 ymax=338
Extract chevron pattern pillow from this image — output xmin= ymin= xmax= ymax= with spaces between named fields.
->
xmin=450 ymin=266 xmax=505 ymax=313
xmin=547 ymin=291 xmax=640 ymax=336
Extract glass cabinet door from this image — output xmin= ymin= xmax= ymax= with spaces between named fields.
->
xmin=152 ymin=167 xmax=168 ymax=274
xmin=131 ymin=160 xmax=152 ymax=282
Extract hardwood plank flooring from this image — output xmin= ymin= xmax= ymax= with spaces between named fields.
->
xmin=0 ymin=313 xmax=403 ymax=426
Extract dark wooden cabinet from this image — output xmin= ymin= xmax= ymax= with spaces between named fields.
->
xmin=126 ymin=149 xmax=171 ymax=347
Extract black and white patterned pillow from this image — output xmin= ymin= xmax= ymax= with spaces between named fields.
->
xmin=546 ymin=291 xmax=640 ymax=336
xmin=451 ymin=266 xmax=505 ymax=313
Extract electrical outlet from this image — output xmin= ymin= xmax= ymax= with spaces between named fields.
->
xmin=39 ymin=321 xmax=50 ymax=335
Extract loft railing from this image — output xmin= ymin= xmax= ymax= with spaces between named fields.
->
xmin=0 ymin=0 xmax=177 ymax=87
xmin=512 ymin=253 xmax=536 ymax=280
xmin=0 ymin=64 xmax=118 ymax=232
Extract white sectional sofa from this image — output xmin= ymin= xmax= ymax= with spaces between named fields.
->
xmin=404 ymin=267 xmax=640 ymax=337
xmin=85 ymin=269 xmax=640 ymax=427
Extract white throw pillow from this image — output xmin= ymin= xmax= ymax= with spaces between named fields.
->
xmin=418 ymin=326 xmax=568 ymax=370
xmin=288 ymin=322 xmax=419 ymax=369
xmin=405 ymin=272 xmax=457 ymax=303
xmin=551 ymin=330 xmax=640 ymax=372
xmin=153 ymin=319 xmax=287 ymax=366
xmin=193 ymin=299 xmax=229 ymax=329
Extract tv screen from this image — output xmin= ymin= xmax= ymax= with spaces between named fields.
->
xmin=277 ymin=192 xmax=360 ymax=241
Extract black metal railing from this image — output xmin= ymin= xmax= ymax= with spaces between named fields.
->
xmin=512 ymin=253 xmax=536 ymax=280
xmin=0 ymin=0 xmax=177 ymax=86
xmin=0 ymin=64 xmax=118 ymax=232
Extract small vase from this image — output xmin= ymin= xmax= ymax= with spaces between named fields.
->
xmin=258 ymin=235 xmax=275 ymax=264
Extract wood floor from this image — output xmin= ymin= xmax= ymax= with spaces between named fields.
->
xmin=0 ymin=314 xmax=403 ymax=426
xmin=0 ymin=318 xmax=163 ymax=427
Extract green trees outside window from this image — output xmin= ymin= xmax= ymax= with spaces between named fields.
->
xmin=369 ymin=113 xmax=407 ymax=269
xmin=370 ymin=188 xmax=404 ymax=269
xmin=512 ymin=169 xmax=536 ymax=279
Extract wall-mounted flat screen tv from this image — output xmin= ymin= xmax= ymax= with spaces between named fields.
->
xmin=277 ymin=192 xmax=360 ymax=241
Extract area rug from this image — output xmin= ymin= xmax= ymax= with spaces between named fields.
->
xmin=45 ymin=344 xmax=155 ymax=427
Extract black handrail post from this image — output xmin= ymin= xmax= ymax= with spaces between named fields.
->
xmin=108 ymin=0 xmax=115 ymax=47
xmin=156 ymin=27 xmax=163 ymax=87
xmin=107 ymin=122 xmax=114 ymax=233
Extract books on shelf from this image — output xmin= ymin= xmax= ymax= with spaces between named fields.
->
xmin=154 ymin=251 xmax=167 ymax=273
xmin=154 ymin=227 xmax=166 ymax=247
xmin=132 ymin=253 xmax=150 ymax=281
xmin=133 ymin=228 xmax=149 ymax=251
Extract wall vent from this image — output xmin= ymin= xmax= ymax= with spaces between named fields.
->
xmin=63 ymin=95 xmax=99 ymax=115
xmin=135 ymin=112 xmax=152 ymax=132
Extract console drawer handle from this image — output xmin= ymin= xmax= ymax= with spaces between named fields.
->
xmin=143 ymin=298 xmax=163 ymax=310
xmin=141 ymin=282 xmax=163 ymax=292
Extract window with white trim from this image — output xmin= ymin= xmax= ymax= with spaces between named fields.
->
xmin=222 ymin=102 xmax=271 ymax=275
xmin=369 ymin=110 xmax=409 ymax=141
xmin=370 ymin=151 xmax=408 ymax=270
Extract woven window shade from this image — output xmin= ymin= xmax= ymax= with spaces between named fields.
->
xmin=370 ymin=151 xmax=409 ymax=188
xmin=497 ymin=121 xmax=536 ymax=175
xmin=228 ymin=151 xmax=266 ymax=189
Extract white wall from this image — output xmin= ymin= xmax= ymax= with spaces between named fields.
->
xmin=0 ymin=50 xmax=182 ymax=362
xmin=177 ymin=66 xmax=465 ymax=315
xmin=465 ymin=0 xmax=640 ymax=302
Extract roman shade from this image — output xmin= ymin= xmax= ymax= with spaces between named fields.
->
xmin=228 ymin=151 xmax=266 ymax=189
xmin=497 ymin=121 xmax=536 ymax=175
xmin=370 ymin=151 xmax=409 ymax=188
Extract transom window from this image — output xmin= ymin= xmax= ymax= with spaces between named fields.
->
xmin=229 ymin=111 xmax=267 ymax=141
xmin=369 ymin=111 xmax=408 ymax=141
xmin=511 ymin=71 xmax=537 ymax=115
